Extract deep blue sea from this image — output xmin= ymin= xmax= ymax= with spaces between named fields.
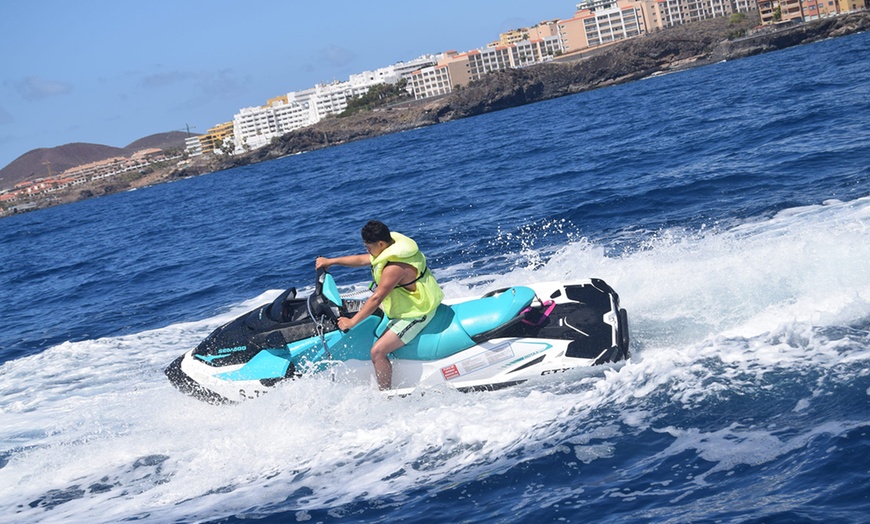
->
xmin=1 ymin=31 xmax=869 ymax=523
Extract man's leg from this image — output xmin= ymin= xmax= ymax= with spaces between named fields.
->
xmin=371 ymin=330 xmax=404 ymax=390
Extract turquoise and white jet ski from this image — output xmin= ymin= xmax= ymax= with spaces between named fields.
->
xmin=165 ymin=270 xmax=630 ymax=403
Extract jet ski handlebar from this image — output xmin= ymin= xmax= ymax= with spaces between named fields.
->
xmin=308 ymin=269 xmax=345 ymax=324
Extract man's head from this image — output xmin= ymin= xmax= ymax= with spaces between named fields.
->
xmin=362 ymin=220 xmax=394 ymax=256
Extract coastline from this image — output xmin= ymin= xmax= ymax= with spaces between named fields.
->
xmin=4 ymin=11 xmax=869 ymax=219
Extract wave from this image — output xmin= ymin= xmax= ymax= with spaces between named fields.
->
xmin=0 ymin=196 xmax=868 ymax=522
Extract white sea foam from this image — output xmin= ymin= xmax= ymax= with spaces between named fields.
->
xmin=0 ymin=197 xmax=868 ymax=523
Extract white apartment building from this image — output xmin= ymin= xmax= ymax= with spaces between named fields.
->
xmin=730 ymin=0 xmax=756 ymax=12
xmin=232 ymin=56 xmax=438 ymax=152
xmin=185 ymin=136 xmax=203 ymax=157
xmin=351 ymin=55 xmax=437 ymax=86
xmin=529 ymin=35 xmax=565 ymax=61
xmin=391 ymin=56 xmax=438 ymax=78
xmin=233 ymin=97 xmax=317 ymax=152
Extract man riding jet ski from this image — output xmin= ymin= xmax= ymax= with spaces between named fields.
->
xmin=315 ymin=220 xmax=447 ymax=391
xmin=165 ymin=270 xmax=630 ymax=404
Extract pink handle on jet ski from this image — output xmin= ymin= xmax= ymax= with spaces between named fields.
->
xmin=520 ymin=300 xmax=556 ymax=326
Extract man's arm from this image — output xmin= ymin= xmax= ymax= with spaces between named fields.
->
xmin=336 ymin=263 xmax=406 ymax=331
xmin=316 ymin=254 xmax=370 ymax=270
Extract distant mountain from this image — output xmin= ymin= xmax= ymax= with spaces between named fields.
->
xmin=0 ymin=143 xmax=131 ymax=190
xmin=0 ymin=131 xmax=194 ymax=191
xmin=125 ymin=131 xmax=192 ymax=152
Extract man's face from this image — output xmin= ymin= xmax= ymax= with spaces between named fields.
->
xmin=364 ymin=240 xmax=388 ymax=257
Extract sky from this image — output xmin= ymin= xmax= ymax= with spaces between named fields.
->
xmin=0 ymin=1 xmax=574 ymax=170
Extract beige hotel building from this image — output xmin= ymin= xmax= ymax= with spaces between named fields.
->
xmin=411 ymin=0 xmax=764 ymax=101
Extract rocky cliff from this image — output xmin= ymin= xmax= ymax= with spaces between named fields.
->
xmin=711 ymin=13 xmax=870 ymax=61
xmin=194 ymin=11 xmax=868 ymax=178
xmin=7 ymin=11 xmax=869 ymax=215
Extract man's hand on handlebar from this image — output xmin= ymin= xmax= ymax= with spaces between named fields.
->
xmin=337 ymin=317 xmax=354 ymax=332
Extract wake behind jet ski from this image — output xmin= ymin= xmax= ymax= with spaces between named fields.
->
xmin=165 ymin=270 xmax=630 ymax=403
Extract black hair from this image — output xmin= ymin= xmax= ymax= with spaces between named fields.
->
xmin=361 ymin=220 xmax=393 ymax=244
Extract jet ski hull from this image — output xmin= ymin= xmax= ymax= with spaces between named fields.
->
xmin=165 ymin=279 xmax=629 ymax=403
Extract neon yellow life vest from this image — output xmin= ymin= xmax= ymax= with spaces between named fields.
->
xmin=370 ymin=232 xmax=444 ymax=319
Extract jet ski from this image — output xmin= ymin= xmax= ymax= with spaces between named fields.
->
xmin=165 ymin=270 xmax=630 ymax=403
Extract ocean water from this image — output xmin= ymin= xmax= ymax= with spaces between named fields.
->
xmin=1 ymin=31 xmax=868 ymax=523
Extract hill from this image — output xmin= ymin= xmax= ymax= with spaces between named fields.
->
xmin=0 ymin=131 xmax=193 ymax=191
xmin=3 ymin=11 xmax=868 ymax=217
xmin=0 ymin=143 xmax=131 ymax=190
xmin=125 ymin=131 xmax=191 ymax=152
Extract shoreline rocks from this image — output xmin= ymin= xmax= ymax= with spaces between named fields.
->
xmin=6 ymin=11 xmax=869 ymax=217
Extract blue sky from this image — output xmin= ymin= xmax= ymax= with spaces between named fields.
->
xmin=0 ymin=1 xmax=573 ymax=170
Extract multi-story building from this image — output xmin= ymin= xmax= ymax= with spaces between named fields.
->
xmin=757 ymin=0 xmax=805 ymax=24
xmin=496 ymin=28 xmax=529 ymax=46
xmin=532 ymin=34 xmax=566 ymax=61
xmin=525 ymin=20 xmax=562 ymax=40
xmin=732 ymin=0 xmax=757 ymax=13
xmin=466 ymin=46 xmax=514 ymax=77
xmin=558 ymin=15 xmax=593 ymax=54
xmin=647 ymin=0 xmax=733 ymax=28
xmin=559 ymin=0 xmax=647 ymax=53
xmin=14 ymin=148 xmax=175 ymax=195
xmin=513 ymin=36 xmax=564 ymax=64
xmin=757 ymin=0 xmax=777 ymax=22
xmin=232 ymin=95 xmax=317 ymax=152
xmin=197 ymin=122 xmax=235 ymax=155
xmin=782 ymin=0 xmax=808 ymax=21
xmin=411 ymin=32 xmax=564 ymax=100
xmin=232 ymin=57 xmax=437 ymax=152
xmin=839 ymin=0 xmax=868 ymax=10
xmin=314 ymin=81 xmax=372 ymax=118
xmin=185 ymin=135 xmax=203 ymax=157
xmin=410 ymin=62 xmax=455 ymax=100
xmin=579 ymin=0 xmax=647 ymax=46
xmin=801 ymin=0 xmax=842 ymax=19
xmin=59 ymin=157 xmax=129 ymax=182
xmin=758 ymin=0 xmax=865 ymax=25
xmin=384 ymin=55 xmax=439 ymax=83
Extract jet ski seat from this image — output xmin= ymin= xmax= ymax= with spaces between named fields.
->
xmin=452 ymin=286 xmax=536 ymax=337
xmin=392 ymin=286 xmax=536 ymax=361
xmin=267 ymin=287 xmax=297 ymax=322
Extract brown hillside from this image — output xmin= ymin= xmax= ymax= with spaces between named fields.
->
xmin=0 ymin=143 xmax=131 ymax=190
xmin=0 ymin=131 xmax=194 ymax=191
xmin=125 ymin=131 xmax=193 ymax=152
